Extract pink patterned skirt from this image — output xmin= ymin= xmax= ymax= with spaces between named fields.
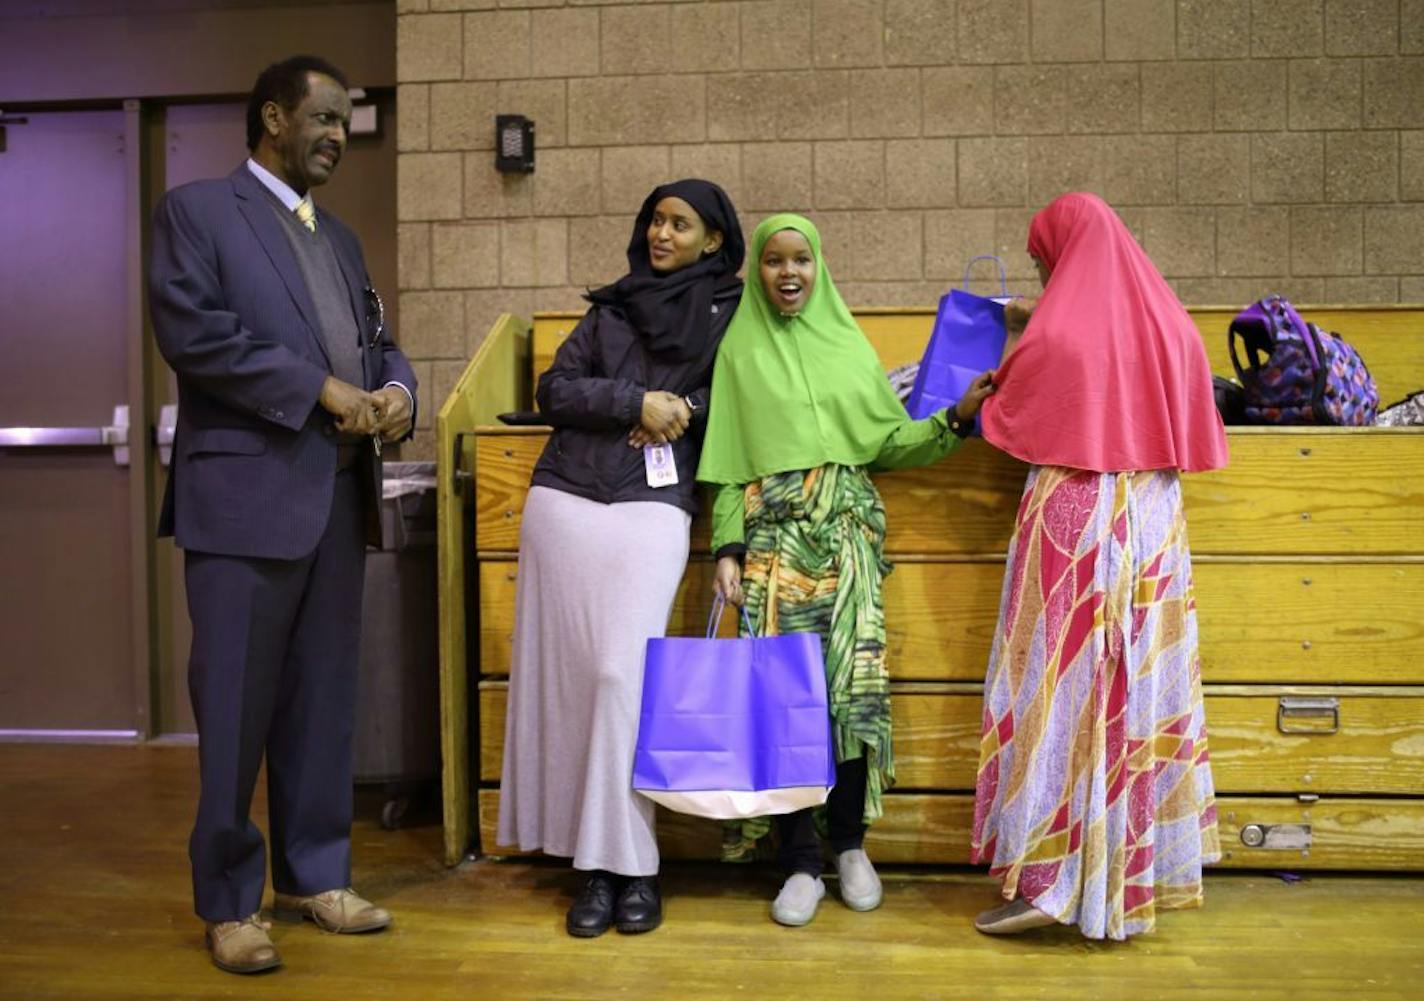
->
xmin=971 ymin=466 xmax=1220 ymax=939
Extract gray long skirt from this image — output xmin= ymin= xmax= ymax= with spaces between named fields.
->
xmin=496 ymin=485 xmax=691 ymax=876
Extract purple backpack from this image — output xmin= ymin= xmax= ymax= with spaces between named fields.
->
xmin=1228 ymin=295 xmax=1379 ymax=426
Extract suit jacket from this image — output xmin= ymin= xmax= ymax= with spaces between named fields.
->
xmin=150 ymin=163 xmax=417 ymax=560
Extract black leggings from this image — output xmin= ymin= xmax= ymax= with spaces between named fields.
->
xmin=776 ymin=755 xmax=868 ymax=878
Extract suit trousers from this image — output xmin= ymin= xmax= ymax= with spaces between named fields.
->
xmin=184 ymin=466 xmax=366 ymax=922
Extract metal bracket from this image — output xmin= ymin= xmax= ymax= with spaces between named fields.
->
xmin=1239 ymin=823 xmax=1312 ymax=851
xmin=452 ymin=431 xmax=474 ymax=497
xmin=1277 ymin=696 xmax=1340 ymax=735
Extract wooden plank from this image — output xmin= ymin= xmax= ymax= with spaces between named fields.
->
xmin=478 ymin=684 xmax=1424 ymax=795
xmin=478 ymin=788 xmax=1424 ymax=870
xmin=436 ymin=313 xmax=532 ymax=867
xmin=535 ymin=305 xmax=1424 ymax=415
xmin=477 ymin=558 xmax=1424 ymax=684
xmin=474 ymin=428 xmax=1424 ymax=558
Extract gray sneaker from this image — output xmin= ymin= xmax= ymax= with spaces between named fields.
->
xmin=835 ymin=849 xmax=883 ymax=911
xmin=770 ymin=873 xmax=826 ymax=927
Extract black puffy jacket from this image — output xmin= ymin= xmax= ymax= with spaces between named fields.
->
xmin=530 ymin=287 xmax=739 ymax=515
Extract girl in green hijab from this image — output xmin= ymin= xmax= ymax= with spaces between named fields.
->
xmin=697 ymin=214 xmax=994 ymax=927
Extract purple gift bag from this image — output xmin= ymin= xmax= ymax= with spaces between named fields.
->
xmin=905 ymin=255 xmax=1010 ymax=421
xmin=632 ymin=597 xmax=836 ymax=819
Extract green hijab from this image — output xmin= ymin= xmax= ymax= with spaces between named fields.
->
xmin=697 ymin=214 xmax=913 ymax=485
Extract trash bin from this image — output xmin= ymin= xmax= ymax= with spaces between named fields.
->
xmin=354 ymin=461 xmax=440 ymax=829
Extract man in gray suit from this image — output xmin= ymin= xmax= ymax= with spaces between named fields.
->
xmin=149 ymin=55 xmax=416 ymax=975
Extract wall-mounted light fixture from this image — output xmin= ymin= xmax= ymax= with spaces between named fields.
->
xmin=495 ymin=114 xmax=535 ymax=173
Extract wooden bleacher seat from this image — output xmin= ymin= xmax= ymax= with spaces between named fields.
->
xmin=435 ymin=305 xmax=1424 ymax=871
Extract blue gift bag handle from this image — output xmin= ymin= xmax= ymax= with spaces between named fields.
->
xmin=706 ymin=593 xmax=757 ymax=639
xmin=962 ymin=255 xmax=1008 ymax=296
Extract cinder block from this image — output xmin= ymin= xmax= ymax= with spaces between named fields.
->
xmin=464 ymin=154 xmax=533 ymax=218
xmin=1129 ymin=207 xmax=1217 ymax=276
xmin=742 ymin=142 xmax=814 ymax=211
xmin=1102 ymin=134 xmax=1177 ymax=204
xmin=1142 ymin=62 xmax=1214 ymax=132
xmin=838 ymin=280 xmax=945 ymax=307
xmin=432 ymin=0 xmax=495 ymax=9
xmin=1251 ymin=132 xmax=1324 ymax=203
xmin=398 ymin=223 xmax=432 ymax=290
xmin=1105 ymin=0 xmax=1175 ymax=61
xmin=850 ymin=69 xmax=922 ymax=139
xmin=500 ymin=218 xmax=568 ymax=288
xmin=885 ymin=138 xmax=957 ymax=209
xmin=1214 ymin=60 xmax=1286 ymax=131
xmin=923 ymin=66 xmax=996 ymax=137
xmin=802 ymin=211 xmax=855 ymax=273
xmin=1251 ymin=0 xmax=1323 ymax=57
xmin=429 ymin=82 xmax=497 ymax=151
xmin=530 ymin=287 xmax=584 ymax=314
xmin=1028 ymin=136 xmax=1105 ymax=204
xmin=1363 ymin=205 xmax=1424 ymax=273
xmin=569 ymin=76 xmax=707 ymax=146
xmin=406 ymin=360 xmax=433 ymax=430
xmin=532 ymin=8 xmax=599 ymax=79
xmin=707 ymin=71 xmax=848 ymax=142
xmin=398 ymin=84 xmax=430 ymax=152
xmin=924 ymin=208 xmax=998 ymax=280
xmin=995 ymin=66 xmax=1068 ymax=136
xmin=426 ymin=362 xmax=470 ymax=434
xmin=1065 ymin=65 xmax=1141 ymax=133
xmin=1325 ymin=130 xmax=1397 ymax=203
xmin=1031 ymin=0 xmax=1103 ymax=62
xmin=993 ymin=207 xmax=1040 ymax=282
xmin=496 ymin=79 xmax=567 ymax=149
xmin=958 ymin=137 xmax=1028 ymax=208
xmin=601 ymin=146 xmax=674 ymax=215
xmin=1324 ymin=276 xmax=1399 ymax=302
xmin=849 ymin=211 xmax=923 ymax=281
xmin=1289 ymin=59 xmax=1362 ymax=130
xmin=1362 ymin=57 xmax=1424 ymax=129
xmin=532 ymin=147 xmax=601 ymax=217
xmin=1176 ymin=0 xmax=1250 ymax=59
xmin=432 ymin=222 xmax=501 ymax=288
xmin=669 ymin=145 xmax=744 ymax=208
xmin=398 ymin=13 xmax=463 ymax=82
xmin=813 ymin=0 xmax=884 ymax=68
xmin=1324 ymin=0 xmax=1398 ymax=56
xmin=959 ymin=0 xmax=1029 ymax=64
xmin=1215 ymin=206 xmax=1289 ymax=275
xmin=464 ymin=10 xmax=530 ymax=80
xmin=672 ymin=4 xmax=740 ymax=73
xmin=399 ymin=289 xmax=465 ymax=358
xmin=813 ymin=140 xmax=884 ymax=209
xmin=1172 ymin=276 xmax=1324 ymax=304
xmin=1178 ymin=134 xmax=1250 ymax=204
xmin=1403 ymin=131 xmax=1424 ymax=200
xmin=885 ymin=0 xmax=958 ymax=66
xmin=398 ymin=153 xmax=464 ymax=221
xmin=601 ymin=5 xmax=668 ymax=76
xmin=1291 ymin=205 xmax=1363 ymax=275
xmin=568 ymin=216 xmax=636 ymax=287
xmin=400 ymin=0 xmax=431 ymax=13
xmin=465 ymin=288 xmax=533 ymax=360
xmin=1399 ymin=276 xmax=1424 ymax=300
xmin=742 ymin=0 xmax=812 ymax=70
xmin=1406 ymin=0 xmax=1424 ymax=54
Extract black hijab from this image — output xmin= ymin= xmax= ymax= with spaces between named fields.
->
xmin=585 ymin=179 xmax=745 ymax=363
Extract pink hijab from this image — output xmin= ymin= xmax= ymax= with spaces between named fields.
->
xmin=980 ymin=192 xmax=1228 ymax=474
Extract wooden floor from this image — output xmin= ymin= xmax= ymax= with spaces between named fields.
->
xmin=0 ymin=745 xmax=1420 ymax=1001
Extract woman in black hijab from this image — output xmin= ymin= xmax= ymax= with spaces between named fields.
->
xmin=496 ymin=180 xmax=744 ymax=938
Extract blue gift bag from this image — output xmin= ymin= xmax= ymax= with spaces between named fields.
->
xmin=904 ymin=255 xmax=1011 ymax=421
xmin=632 ymin=597 xmax=836 ymax=819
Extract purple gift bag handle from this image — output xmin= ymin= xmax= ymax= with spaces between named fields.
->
xmin=962 ymin=255 xmax=1009 ymax=296
xmin=706 ymin=593 xmax=757 ymax=639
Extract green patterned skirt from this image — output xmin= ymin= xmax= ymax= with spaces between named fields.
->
xmin=724 ymin=463 xmax=895 ymax=862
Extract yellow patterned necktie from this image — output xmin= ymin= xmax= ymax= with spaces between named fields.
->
xmin=294 ymin=199 xmax=316 ymax=233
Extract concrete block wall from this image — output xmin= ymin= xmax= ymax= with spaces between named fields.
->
xmin=394 ymin=0 xmax=1424 ymax=453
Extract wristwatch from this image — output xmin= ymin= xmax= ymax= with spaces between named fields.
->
xmin=683 ymin=394 xmax=701 ymax=414
xmin=949 ymin=413 xmax=974 ymax=439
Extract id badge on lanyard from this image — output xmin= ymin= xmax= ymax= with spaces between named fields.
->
xmin=644 ymin=443 xmax=678 ymax=488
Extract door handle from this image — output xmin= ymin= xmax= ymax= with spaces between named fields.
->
xmin=0 ymin=405 xmax=130 ymax=466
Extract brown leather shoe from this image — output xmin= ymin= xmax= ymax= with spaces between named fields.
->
xmin=272 ymin=888 xmax=392 ymax=933
xmin=205 ymin=914 xmax=281 ymax=974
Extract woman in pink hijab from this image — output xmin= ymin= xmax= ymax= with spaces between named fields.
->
xmin=970 ymin=193 xmax=1228 ymax=940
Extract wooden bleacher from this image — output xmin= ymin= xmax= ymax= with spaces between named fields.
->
xmin=437 ymin=305 xmax=1424 ymax=871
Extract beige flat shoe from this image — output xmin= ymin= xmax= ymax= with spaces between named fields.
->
xmin=272 ymin=887 xmax=392 ymax=933
xmin=205 ymin=914 xmax=281 ymax=974
xmin=973 ymin=898 xmax=1058 ymax=935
